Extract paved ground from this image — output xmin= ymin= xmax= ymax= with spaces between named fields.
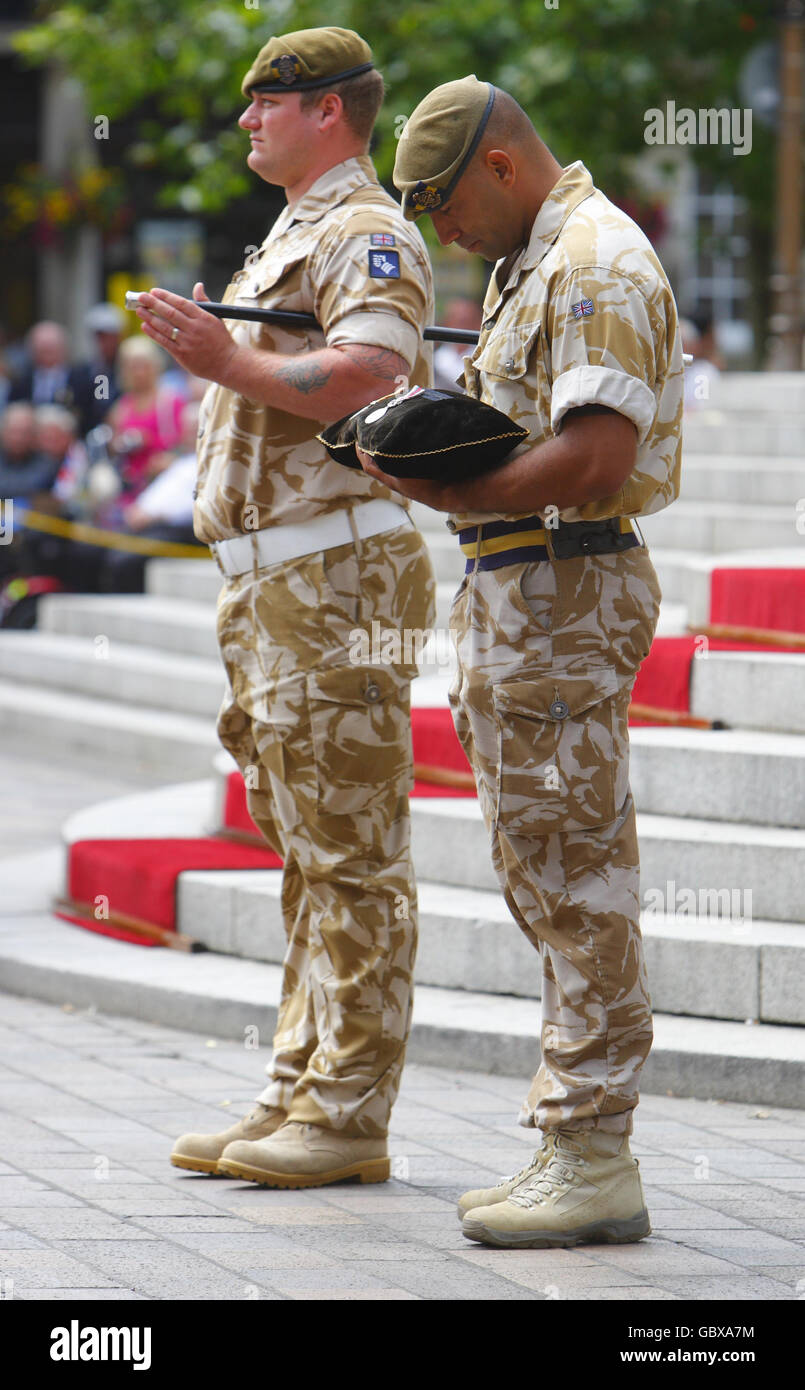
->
xmin=0 ymin=992 xmax=803 ymax=1302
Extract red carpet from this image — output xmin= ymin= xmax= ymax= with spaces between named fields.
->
xmin=58 ymin=837 xmax=282 ymax=946
xmin=710 ymin=568 xmax=805 ymax=631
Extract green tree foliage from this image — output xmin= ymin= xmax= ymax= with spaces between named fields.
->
xmin=15 ymin=0 xmax=776 ymax=216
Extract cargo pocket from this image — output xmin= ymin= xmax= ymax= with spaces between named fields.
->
xmin=307 ymin=662 xmax=417 ymax=815
xmin=493 ymin=668 xmax=620 ymax=834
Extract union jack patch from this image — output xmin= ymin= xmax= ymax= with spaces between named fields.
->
xmin=370 ymin=233 xmax=396 ymax=246
xmin=572 ymin=297 xmax=595 ymax=319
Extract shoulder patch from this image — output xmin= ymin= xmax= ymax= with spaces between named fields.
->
xmin=370 ymin=233 xmax=396 ymax=246
xmin=368 ymin=249 xmax=400 ymax=279
xmin=572 ymin=298 xmax=595 ymax=319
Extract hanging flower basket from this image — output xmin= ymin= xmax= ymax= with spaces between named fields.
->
xmin=2 ymin=164 xmax=133 ymax=248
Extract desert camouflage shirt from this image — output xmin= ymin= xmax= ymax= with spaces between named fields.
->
xmin=452 ymin=160 xmax=683 ymax=530
xmin=194 ymin=155 xmax=434 ymax=542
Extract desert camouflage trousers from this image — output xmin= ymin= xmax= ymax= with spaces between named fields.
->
xmin=215 ymin=518 xmax=436 ymax=1138
xmin=449 ymin=544 xmax=662 ymax=1135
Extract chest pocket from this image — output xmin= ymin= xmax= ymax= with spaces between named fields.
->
xmin=224 ymin=252 xmax=318 ymax=350
xmin=470 ymin=320 xmax=541 ymax=382
xmin=465 ymin=321 xmax=541 ymax=434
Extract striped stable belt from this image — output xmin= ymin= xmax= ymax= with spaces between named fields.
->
xmin=459 ymin=515 xmax=639 ymax=572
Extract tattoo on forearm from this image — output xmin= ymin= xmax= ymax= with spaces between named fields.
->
xmin=276 ymin=359 xmax=334 ymax=394
xmin=348 ymin=345 xmax=408 ymax=381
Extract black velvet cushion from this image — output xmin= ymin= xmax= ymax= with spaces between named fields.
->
xmin=317 ymin=387 xmax=528 ymax=481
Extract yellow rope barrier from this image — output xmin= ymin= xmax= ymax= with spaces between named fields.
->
xmin=17 ymin=509 xmax=211 ymax=560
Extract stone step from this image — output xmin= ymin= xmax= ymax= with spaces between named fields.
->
xmin=0 ymin=629 xmax=458 ymax=719
xmin=707 ymin=372 xmax=805 ymax=414
xmin=628 ymin=725 xmax=804 ymax=828
xmin=2 ymin=855 xmax=803 ymax=1107
xmin=0 ymin=679 xmax=217 ymax=780
xmin=3 ymin=632 xmax=803 ymax=824
xmin=691 ymin=650 xmax=805 ymax=735
xmin=679 ymin=455 xmax=805 ymax=508
xmin=681 ymin=414 xmax=803 ymax=457
xmin=65 ymin=771 xmax=805 ymax=935
xmin=403 ymin=794 xmax=805 ymax=923
xmin=639 ymin=500 xmax=801 ymax=553
xmin=0 ymin=630 xmax=229 ymax=720
xmin=176 ymin=867 xmax=804 ymax=1026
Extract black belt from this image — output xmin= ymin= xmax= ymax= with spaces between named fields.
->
xmin=459 ymin=516 xmax=640 ymax=572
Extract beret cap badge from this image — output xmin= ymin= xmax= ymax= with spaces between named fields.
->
xmin=411 ymin=182 xmax=443 ymax=212
xmin=268 ymin=53 xmax=303 ymax=85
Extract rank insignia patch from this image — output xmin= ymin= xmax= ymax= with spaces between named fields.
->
xmin=368 ymin=250 xmax=400 ymax=279
xmin=572 ymin=297 xmax=595 ymax=319
xmin=370 ymin=233 xmax=396 ymax=246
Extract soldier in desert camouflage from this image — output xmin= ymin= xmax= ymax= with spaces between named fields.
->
xmin=358 ymin=76 xmax=683 ymax=1247
xmin=136 ymin=27 xmax=436 ymax=1188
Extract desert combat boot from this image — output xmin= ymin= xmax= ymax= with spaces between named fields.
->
xmin=171 ymin=1103 xmax=285 ymax=1175
xmin=462 ymin=1129 xmax=651 ymax=1248
xmin=456 ymin=1134 xmax=555 ymax=1219
xmin=218 ymin=1121 xmax=390 ymax=1188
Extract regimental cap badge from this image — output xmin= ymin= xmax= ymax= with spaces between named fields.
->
xmin=268 ymin=54 xmax=303 ymax=85
xmin=411 ymin=182 xmax=444 ymax=212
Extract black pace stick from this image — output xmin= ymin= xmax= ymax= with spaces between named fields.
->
xmin=125 ymin=293 xmax=479 ymax=345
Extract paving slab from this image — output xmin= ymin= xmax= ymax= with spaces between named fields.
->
xmin=0 ymin=994 xmax=802 ymax=1302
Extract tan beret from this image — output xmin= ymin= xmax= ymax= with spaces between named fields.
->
xmin=394 ymin=76 xmax=496 ymax=220
xmin=242 ymin=26 xmax=373 ymax=97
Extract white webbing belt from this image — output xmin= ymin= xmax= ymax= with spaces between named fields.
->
xmin=210 ymin=498 xmax=411 ymax=577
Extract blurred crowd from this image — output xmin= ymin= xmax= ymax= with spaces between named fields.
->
xmin=0 ymin=304 xmax=205 ymax=623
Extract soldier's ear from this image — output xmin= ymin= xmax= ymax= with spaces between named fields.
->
xmin=316 ymin=92 xmax=344 ymax=131
xmin=485 ymin=149 xmax=515 ymax=187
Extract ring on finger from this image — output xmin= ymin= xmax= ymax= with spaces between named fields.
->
xmin=171 ymin=325 xmax=180 ymax=342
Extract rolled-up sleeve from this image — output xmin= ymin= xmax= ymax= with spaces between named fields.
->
xmin=310 ymin=212 xmax=430 ymax=373
xmin=547 ymin=268 xmax=659 ymax=444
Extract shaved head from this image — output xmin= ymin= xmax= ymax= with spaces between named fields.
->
xmin=480 ymin=89 xmax=541 ymax=156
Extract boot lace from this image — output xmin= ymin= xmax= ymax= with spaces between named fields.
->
xmin=492 ymin=1135 xmax=551 ymax=1191
xmin=508 ymin=1132 xmax=587 ymax=1208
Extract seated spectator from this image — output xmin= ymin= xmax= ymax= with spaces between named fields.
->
xmin=123 ymin=401 xmax=199 ymax=533
xmin=432 ymin=297 xmax=483 ymax=392
xmin=0 ymin=402 xmax=59 ymax=499
xmin=105 ymin=337 xmax=184 ymax=507
xmin=36 ymin=404 xmax=89 ymax=504
xmin=8 ymin=321 xmax=82 ymax=410
xmin=71 ymin=302 xmax=125 ymax=435
xmin=100 ymin=400 xmax=201 ymax=594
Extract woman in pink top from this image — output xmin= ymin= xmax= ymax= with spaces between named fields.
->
xmin=106 ymin=337 xmax=184 ymax=503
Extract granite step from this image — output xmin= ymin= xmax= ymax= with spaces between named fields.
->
xmin=63 ymin=773 xmax=805 ymax=936
xmin=638 ymin=500 xmax=802 ymax=553
xmin=1 ymin=853 xmax=802 ymax=1107
xmin=175 ymin=866 xmax=803 ymax=1026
